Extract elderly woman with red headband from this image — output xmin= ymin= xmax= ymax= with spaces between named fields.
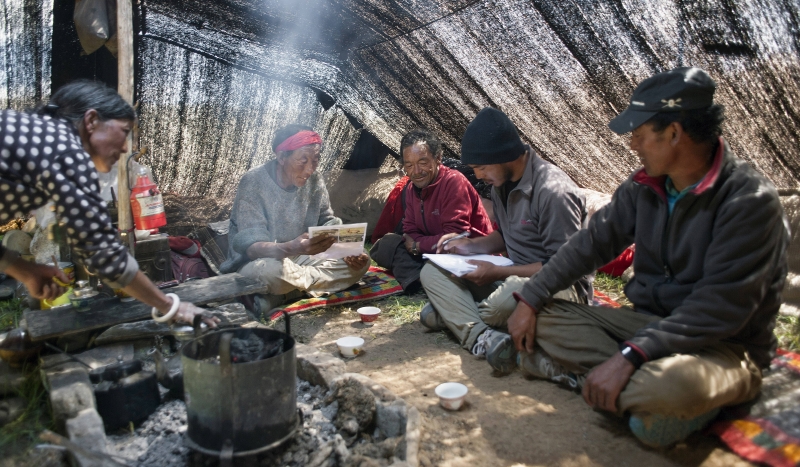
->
xmin=220 ymin=124 xmax=371 ymax=315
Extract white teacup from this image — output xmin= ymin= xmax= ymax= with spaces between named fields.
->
xmin=336 ymin=336 xmax=365 ymax=358
xmin=435 ymin=382 xmax=468 ymax=410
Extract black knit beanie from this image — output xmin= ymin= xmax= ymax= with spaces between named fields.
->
xmin=461 ymin=107 xmax=526 ymax=165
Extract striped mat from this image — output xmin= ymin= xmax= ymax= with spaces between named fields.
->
xmin=710 ymin=348 xmax=800 ymax=467
xmin=269 ymin=266 xmax=403 ymax=320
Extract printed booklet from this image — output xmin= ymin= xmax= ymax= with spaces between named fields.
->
xmin=308 ymin=223 xmax=368 ymax=259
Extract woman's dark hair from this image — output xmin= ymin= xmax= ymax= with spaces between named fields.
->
xmin=400 ymin=128 xmax=443 ymax=160
xmin=647 ymin=104 xmax=725 ymax=146
xmin=36 ymin=80 xmax=135 ymax=126
xmin=272 ymin=124 xmax=314 ymax=153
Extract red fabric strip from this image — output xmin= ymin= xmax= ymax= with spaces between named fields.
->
xmin=275 ymin=130 xmax=322 ymax=152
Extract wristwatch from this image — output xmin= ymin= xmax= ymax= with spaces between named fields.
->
xmin=619 ymin=343 xmax=646 ymax=369
xmin=411 ymin=242 xmax=420 ymax=256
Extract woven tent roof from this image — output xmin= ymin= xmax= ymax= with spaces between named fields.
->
xmin=3 ymin=0 xmax=799 ymax=198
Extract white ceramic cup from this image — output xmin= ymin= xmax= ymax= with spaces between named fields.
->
xmin=336 ymin=336 xmax=365 ymax=358
xmin=435 ymin=382 xmax=468 ymax=410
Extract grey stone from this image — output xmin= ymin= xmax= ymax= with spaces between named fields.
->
xmin=74 ymin=343 xmax=134 ymax=369
xmin=338 ymin=372 xmax=398 ymax=403
xmin=0 ymin=360 xmax=26 ymax=396
xmin=209 ymin=302 xmax=251 ymax=325
xmin=329 ymin=376 xmax=377 ymax=432
xmin=65 ymin=408 xmax=108 ymax=454
xmin=333 ymin=433 xmax=350 ymax=464
xmin=42 ymin=358 xmax=95 ymax=426
xmin=55 ymin=331 xmax=94 ymax=353
xmin=306 ymin=439 xmax=333 ymax=467
xmin=296 ymin=343 xmax=345 ymax=388
xmin=403 ymin=406 xmax=421 ymax=467
xmin=376 ymin=400 xmax=407 ymax=438
xmin=0 ymin=396 xmax=26 ymax=427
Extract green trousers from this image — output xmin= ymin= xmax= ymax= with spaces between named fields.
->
xmin=420 ymin=262 xmax=580 ymax=351
xmin=535 ymin=300 xmax=763 ymax=418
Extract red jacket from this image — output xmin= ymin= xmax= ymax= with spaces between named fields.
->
xmin=370 ymin=176 xmax=409 ymax=244
xmin=403 ymin=165 xmax=493 ymax=253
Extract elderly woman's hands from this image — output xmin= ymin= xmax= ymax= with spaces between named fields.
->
xmin=288 ymin=233 xmax=336 ymax=256
xmin=174 ymin=301 xmax=220 ymax=328
xmin=343 ymin=253 xmax=370 ymax=271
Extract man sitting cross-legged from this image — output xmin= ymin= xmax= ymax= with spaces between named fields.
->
xmin=371 ymin=128 xmax=493 ymax=294
xmin=220 ymin=124 xmax=371 ymax=315
xmin=496 ymin=67 xmax=790 ymax=447
xmin=420 ymin=107 xmax=591 ymax=362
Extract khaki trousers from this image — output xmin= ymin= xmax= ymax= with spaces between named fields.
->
xmin=239 ymin=253 xmax=370 ymax=298
xmin=420 ymin=262 xmax=580 ymax=351
xmin=535 ymin=300 xmax=763 ymax=418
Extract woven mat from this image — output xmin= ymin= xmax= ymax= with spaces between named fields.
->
xmin=268 ymin=266 xmax=403 ymax=321
xmin=593 ymin=289 xmax=622 ymax=308
xmin=710 ymin=348 xmax=800 ymax=467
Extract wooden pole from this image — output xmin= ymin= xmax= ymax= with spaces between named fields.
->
xmin=117 ymin=0 xmax=135 ymax=253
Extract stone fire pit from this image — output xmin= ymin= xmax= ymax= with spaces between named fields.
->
xmin=41 ymin=319 xmax=420 ymax=467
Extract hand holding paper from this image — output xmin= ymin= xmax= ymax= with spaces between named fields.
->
xmin=308 ymin=223 xmax=368 ymax=259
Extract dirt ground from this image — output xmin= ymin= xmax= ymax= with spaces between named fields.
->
xmin=280 ymin=297 xmax=754 ymax=467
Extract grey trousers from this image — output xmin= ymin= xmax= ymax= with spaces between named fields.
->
xmin=419 ymin=262 xmax=581 ymax=351
xmin=534 ymin=300 xmax=763 ymax=418
xmin=239 ymin=252 xmax=370 ymax=298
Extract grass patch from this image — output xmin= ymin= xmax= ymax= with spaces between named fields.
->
xmin=0 ymin=362 xmax=54 ymax=458
xmin=593 ymin=272 xmax=632 ymax=308
xmin=0 ymin=298 xmax=25 ymax=332
xmin=376 ymin=294 xmax=426 ymax=325
xmin=776 ymin=313 xmax=800 ymax=352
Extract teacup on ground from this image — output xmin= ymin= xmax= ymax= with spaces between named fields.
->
xmin=435 ymin=382 xmax=468 ymax=410
xmin=357 ymin=306 xmax=381 ymax=323
xmin=336 ymin=336 xmax=365 ymax=358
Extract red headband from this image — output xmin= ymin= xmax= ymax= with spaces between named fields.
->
xmin=275 ymin=130 xmax=323 ymax=152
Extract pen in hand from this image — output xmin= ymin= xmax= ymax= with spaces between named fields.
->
xmin=441 ymin=230 xmax=470 ymax=249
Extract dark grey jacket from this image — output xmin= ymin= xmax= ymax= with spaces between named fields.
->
xmin=493 ymin=148 xmax=592 ymax=300
xmin=519 ymin=139 xmax=789 ymax=368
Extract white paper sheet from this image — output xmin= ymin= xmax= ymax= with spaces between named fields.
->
xmin=422 ymin=253 xmax=513 ymax=277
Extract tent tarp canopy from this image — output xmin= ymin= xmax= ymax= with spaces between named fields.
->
xmin=2 ymin=0 xmax=799 ymax=201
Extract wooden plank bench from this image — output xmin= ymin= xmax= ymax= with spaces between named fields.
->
xmin=24 ymin=274 xmax=267 ymax=342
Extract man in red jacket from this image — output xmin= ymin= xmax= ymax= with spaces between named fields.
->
xmin=371 ymin=128 xmax=492 ymax=293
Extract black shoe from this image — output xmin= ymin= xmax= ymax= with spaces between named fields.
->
xmin=420 ymin=302 xmax=447 ymax=331
xmin=485 ymin=331 xmax=518 ymax=374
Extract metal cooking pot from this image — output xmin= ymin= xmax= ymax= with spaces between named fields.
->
xmin=181 ymin=318 xmax=298 ymax=460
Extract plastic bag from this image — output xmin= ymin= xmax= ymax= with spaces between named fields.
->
xmin=73 ymin=0 xmax=117 ymax=55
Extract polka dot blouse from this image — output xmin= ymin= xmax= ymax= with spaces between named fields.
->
xmin=0 ymin=109 xmax=138 ymax=288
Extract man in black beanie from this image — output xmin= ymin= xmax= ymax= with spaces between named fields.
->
xmin=419 ymin=107 xmax=590 ymax=365
xmin=497 ymin=67 xmax=788 ymax=447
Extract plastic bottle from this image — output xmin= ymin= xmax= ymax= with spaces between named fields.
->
xmin=130 ymin=167 xmax=166 ymax=233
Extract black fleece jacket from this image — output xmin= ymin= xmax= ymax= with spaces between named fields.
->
xmin=519 ymin=138 xmax=789 ymax=368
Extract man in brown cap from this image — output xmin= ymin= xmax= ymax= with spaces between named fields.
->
xmin=495 ymin=67 xmax=789 ymax=446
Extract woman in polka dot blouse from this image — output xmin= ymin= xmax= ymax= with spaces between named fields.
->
xmin=0 ymin=80 xmax=217 ymax=327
